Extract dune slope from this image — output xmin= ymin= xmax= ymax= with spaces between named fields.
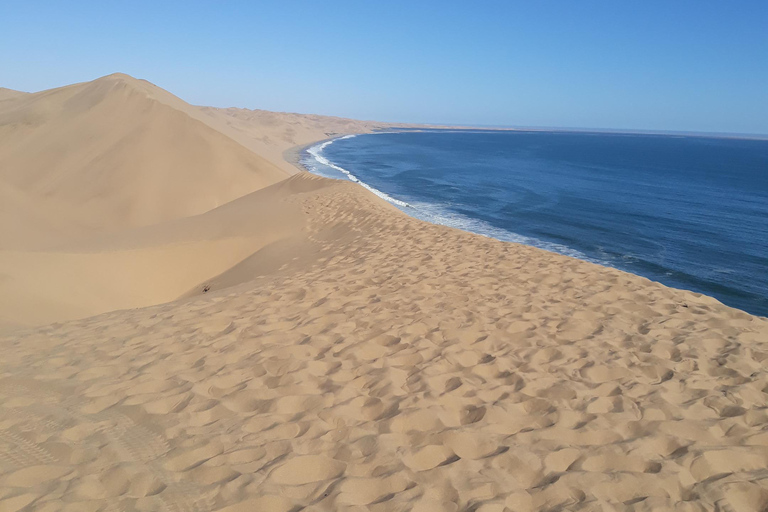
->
xmin=1 ymin=173 xmax=768 ymax=512
xmin=0 ymin=174 xmax=328 ymax=328
xmin=0 ymin=73 xmax=289 ymax=247
xmin=0 ymin=74 xmax=391 ymax=328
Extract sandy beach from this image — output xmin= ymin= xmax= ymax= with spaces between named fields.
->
xmin=1 ymin=74 xmax=768 ymax=512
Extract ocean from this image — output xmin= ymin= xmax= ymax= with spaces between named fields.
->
xmin=301 ymin=130 xmax=768 ymax=317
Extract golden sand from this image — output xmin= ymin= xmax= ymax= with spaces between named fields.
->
xmin=1 ymin=75 xmax=767 ymax=511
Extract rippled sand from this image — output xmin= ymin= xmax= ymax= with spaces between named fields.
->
xmin=2 ymin=174 xmax=767 ymax=511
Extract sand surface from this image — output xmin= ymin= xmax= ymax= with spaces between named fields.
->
xmin=2 ymin=75 xmax=768 ymax=511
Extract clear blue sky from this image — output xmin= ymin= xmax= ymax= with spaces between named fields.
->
xmin=2 ymin=1 xmax=767 ymax=134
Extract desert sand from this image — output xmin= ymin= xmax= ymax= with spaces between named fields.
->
xmin=1 ymin=74 xmax=768 ymax=512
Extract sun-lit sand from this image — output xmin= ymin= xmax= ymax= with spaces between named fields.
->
xmin=1 ymin=74 xmax=768 ymax=512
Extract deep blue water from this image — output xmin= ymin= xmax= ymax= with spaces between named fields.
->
xmin=302 ymin=130 xmax=768 ymax=317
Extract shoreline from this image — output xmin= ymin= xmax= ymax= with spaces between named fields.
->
xmin=290 ymin=130 xmax=767 ymax=319
xmin=282 ymin=139 xmax=323 ymax=175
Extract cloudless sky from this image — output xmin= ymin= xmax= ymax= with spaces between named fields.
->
xmin=1 ymin=1 xmax=767 ymax=134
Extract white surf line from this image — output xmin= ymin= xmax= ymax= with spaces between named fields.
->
xmin=405 ymin=199 xmax=603 ymax=264
xmin=306 ymin=135 xmax=411 ymax=208
xmin=305 ymin=133 xmax=604 ymax=266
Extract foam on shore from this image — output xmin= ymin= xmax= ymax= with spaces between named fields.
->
xmin=304 ymin=134 xmax=600 ymax=264
xmin=305 ymin=135 xmax=411 ymax=208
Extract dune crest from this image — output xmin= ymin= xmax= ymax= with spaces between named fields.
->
xmin=0 ymin=87 xmax=28 ymax=102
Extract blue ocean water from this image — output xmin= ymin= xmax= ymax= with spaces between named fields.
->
xmin=301 ymin=130 xmax=768 ymax=317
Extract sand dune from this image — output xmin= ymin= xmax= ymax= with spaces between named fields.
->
xmin=0 ymin=175 xmax=318 ymax=328
xmin=1 ymin=75 xmax=768 ymax=511
xmin=0 ymin=73 xmax=289 ymax=246
xmin=0 ymin=74 xmax=392 ymax=328
xmin=1 ymin=174 xmax=767 ymax=512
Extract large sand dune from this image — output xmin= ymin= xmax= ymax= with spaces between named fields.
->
xmin=0 ymin=73 xmax=290 ymax=244
xmin=1 ymin=75 xmax=767 ymax=512
xmin=0 ymin=74 xmax=391 ymax=328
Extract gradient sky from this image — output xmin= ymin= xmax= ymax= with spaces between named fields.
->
xmin=2 ymin=1 xmax=767 ymax=134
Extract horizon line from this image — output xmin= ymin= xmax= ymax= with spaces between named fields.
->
xmin=6 ymin=73 xmax=767 ymax=142
xmin=392 ymin=124 xmax=768 ymax=141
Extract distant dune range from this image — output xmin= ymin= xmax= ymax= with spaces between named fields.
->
xmin=1 ymin=75 xmax=767 ymax=511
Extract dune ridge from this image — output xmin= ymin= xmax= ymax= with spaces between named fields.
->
xmin=0 ymin=87 xmax=28 ymax=102
xmin=1 ymin=74 xmax=768 ymax=511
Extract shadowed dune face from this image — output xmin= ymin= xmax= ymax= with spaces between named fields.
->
xmin=1 ymin=174 xmax=767 ymax=511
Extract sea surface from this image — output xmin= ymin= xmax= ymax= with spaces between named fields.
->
xmin=301 ymin=130 xmax=768 ymax=317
